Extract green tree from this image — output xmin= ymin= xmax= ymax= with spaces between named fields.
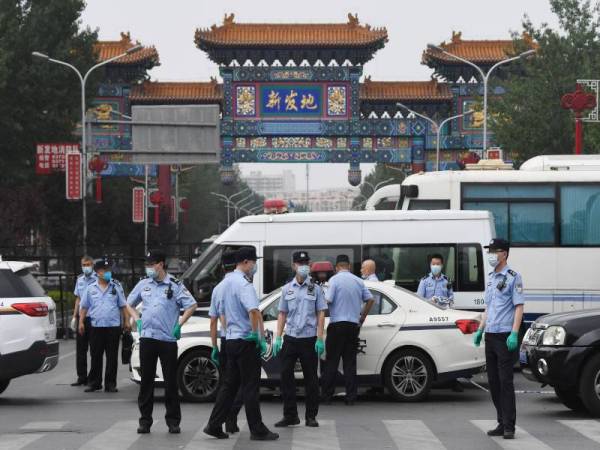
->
xmin=492 ymin=0 xmax=600 ymax=164
xmin=353 ymin=164 xmax=406 ymax=209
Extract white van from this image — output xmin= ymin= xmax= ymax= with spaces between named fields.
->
xmin=182 ymin=210 xmax=495 ymax=311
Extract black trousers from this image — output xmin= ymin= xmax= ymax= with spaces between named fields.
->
xmin=280 ymin=335 xmax=319 ymax=420
xmin=88 ymin=326 xmax=121 ymax=389
xmin=75 ymin=316 xmax=91 ymax=382
xmin=138 ymin=338 xmax=180 ymax=427
xmin=219 ymin=337 xmax=244 ymax=424
xmin=208 ymin=339 xmax=268 ymax=436
xmin=321 ymin=321 xmax=360 ymax=401
xmin=485 ymin=332 xmax=518 ymax=431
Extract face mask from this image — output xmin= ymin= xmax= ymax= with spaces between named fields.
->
xmin=145 ymin=267 xmax=157 ymax=279
xmin=249 ymin=263 xmax=257 ymax=276
xmin=102 ymin=271 xmax=112 ymax=282
xmin=82 ymin=266 xmax=93 ymax=276
xmin=430 ymin=264 xmax=442 ymax=276
xmin=487 ymin=254 xmax=499 ymax=268
xmin=297 ymin=265 xmax=310 ymax=278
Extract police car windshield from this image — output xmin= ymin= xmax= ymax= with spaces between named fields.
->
xmin=391 ymin=284 xmax=449 ymax=310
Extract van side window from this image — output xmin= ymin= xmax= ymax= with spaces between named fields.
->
xmin=560 ymin=185 xmax=600 ymax=245
xmin=408 ymin=199 xmax=450 ymax=210
xmin=456 ymin=244 xmax=484 ymax=292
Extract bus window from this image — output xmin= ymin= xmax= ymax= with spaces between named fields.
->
xmin=408 ymin=199 xmax=450 ymax=210
xmin=263 ymin=246 xmax=361 ymax=294
xmin=457 ymin=244 xmax=484 ymax=292
xmin=561 ymin=185 xmax=600 ymax=245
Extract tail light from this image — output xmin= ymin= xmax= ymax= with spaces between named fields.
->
xmin=11 ymin=302 xmax=49 ymax=317
xmin=455 ymin=319 xmax=479 ymax=334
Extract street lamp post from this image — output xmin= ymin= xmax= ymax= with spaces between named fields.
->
xmin=397 ymin=102 xmax=473 ymax=171
xmin=210 ymin=188 xmax=249 ymax=226
xmin=426 ymin=45 xmax=535 ymax=152
xmin=32 ymin=46 xmax=142 ymax=254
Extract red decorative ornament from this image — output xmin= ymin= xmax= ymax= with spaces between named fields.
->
xmin=149 ymin=191 xmax=165 ymax=226
xmin=561 ymin=84 xmax=597 ymax=155
xmin=88 ymin=155 xmax=108 ymax=203
xmin=179 ymin=198 xmax=190 ymax=224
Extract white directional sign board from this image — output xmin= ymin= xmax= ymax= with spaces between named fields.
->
xmin=132 ymin=105 xmax=220 ymax=164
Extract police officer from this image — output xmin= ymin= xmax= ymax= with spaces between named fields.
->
xmin=71 ymin=255 xmax=97 ymax=386
xmin=416 ymin=253 xmax=454 ymax=305
xmin=209 ymin=250 xmax=244 ymax=434
xmin=126 ymin=250 xmax=197 ymax=434
xmin=360 ymin=259 xmax=379 ymax=281
xmin=272 ymin=251 xmax=327 ymax=428
xmin=473 ymin=239 xmax=524 ymax=440
xmin=321 ymin=255 xmax=374 ymax=405
xmin=204 ymin=247 xmax=278 ymax=441
xmin=78 ymin=259 xmax=127 ymax=393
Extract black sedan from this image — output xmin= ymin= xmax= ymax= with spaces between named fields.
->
xmin=520 ymin=308 xmax=600 ymax=416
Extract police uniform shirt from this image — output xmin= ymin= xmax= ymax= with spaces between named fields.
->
xmin=127 ymin=274 xmax=196 ymax=342
xmin=484 ymin=265 xmax=524 ymax=333
xmin=80 ymin=279 xmax=126 ymax=327
xmin=218 ymin=270 xmax=259 ymax=340
xmin=417 ymin=273 xmax=454 ymax=300
xmin=326 ymin=270 xmax=373 ymax=324
xmin=365 ymin=273 xmax=379 ymax=282
xmin=209 ymin=272 xmax=234 ymax=338
xmin=73 ymin=272 xmax=98 ymax=313
xmin=279 ymin=277 xmax=327 ymax=338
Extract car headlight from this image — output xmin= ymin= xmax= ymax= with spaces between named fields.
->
xmin=541 ymin=326 xmax=566 ymax=346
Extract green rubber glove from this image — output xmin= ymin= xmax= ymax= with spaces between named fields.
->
xmin=244 ymin=330 xmax=260 ymax=347
xmin=258 ymin=338 xmax=267 ymax=357
xmin=272 ymin=336 xmax=283 ymax=357
xmin=211 ymin=346 xmax=220 ymax=367
xmin=136 ymin=319 xmax=142 ymax=334
xmin=473 ymin=328 xmax=483 ymax=347
xmin=172 ymin=323 xmax=182 ymax=340
xmin=506 ymin=331 xmax=519 ymax=352
xmin=315 ymin=338 xmax=325 ymax=357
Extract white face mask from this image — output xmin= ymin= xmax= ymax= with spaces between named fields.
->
xmin=487 ymin=253 xmax=499 ymax=268
xmin=430 ymin=264 xmax=442 ymax=276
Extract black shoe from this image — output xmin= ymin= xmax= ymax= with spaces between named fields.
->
xmin=225 ymin=421 xmax=239 ymax=433
xmin=344 ymin=398 xmax=355 ymax=406
xmin=71 ymin=379 xmax=87 ymax=386
xmin=305 ymin=418 xmax=319 ymax=427
xmin=84 ymin=385 xmax=101 ymax=392
xmin=250 ymin=431 xmax=279 ymax=441
xmin=487 ymin=425 xmax=504 ymax=436
xmin=503 ymin=430 xmax=515 ymax=439
xmin=137 ymin=424 xmax=151 ymax=434
xmin=203 ymin=425 xmax=229 ymax=439
xmin=168 ymin=425 xmax=181 ymax=434
xmin=274 ymin=417 xmax=300 ymax=427
xmin=104 ymin=387 xmax=118 ymax=393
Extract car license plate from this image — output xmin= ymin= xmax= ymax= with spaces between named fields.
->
xmin=519 ymin=350 xmax=527 ymax=364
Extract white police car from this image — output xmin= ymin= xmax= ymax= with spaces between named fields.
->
xmin=130 ymin=281 xmax=485 ymax=402
xmin=0 ymin=261 xmax=59 ymax=395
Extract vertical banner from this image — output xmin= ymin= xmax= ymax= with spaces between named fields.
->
xmin=132 ymin=187 xmax=146 ymax=223
xmin=170 ymin=196 xmax=177 ymax=224
xmin=65 ymin=152 xmax=82 ymax=200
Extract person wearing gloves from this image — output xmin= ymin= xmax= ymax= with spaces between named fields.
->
xmin=473 ymin=238 xmax=524 ymax=440
xmin=272 ymin=251 xmax=327 ymax=428
xmin=126 ymin=249 xmax=197 ymax=435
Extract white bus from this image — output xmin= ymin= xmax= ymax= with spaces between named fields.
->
xmin=366 ymin=155 xmax=600 ymax=324
xmin=181 ymin=210 xmax=494 ymax=310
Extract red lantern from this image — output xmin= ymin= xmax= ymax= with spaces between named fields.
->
xmin=149 ymin=191 xmax=165 ymax=226
xmin=179 ymin=198 xmax=190 ymax=224
xmin=88 ymin=155 xmax=108 ymax=203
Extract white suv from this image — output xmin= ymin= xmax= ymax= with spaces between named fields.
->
xmin=0 ymin=261 xmax=59 ymax=394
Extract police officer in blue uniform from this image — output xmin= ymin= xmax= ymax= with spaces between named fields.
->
xmin=209 ymin=250 xmax=244 ymax=433
xmin=272 ymin=251 xmax=327 ymax=428
xmin=473 ymin=239 xmax=524 ymax=440
xmin=204 ymin=247 xmax=278 ymax=441
xmin=71 ymin=255 xmax=97 ymax=386
xmin=417 ymin=253 xmax=454 ymax=305
xmin=321 ymin=254 xmax=374 ymax=405
xmin=78 ymin=259 xmax=127 ymax=393
xmin=126 ymin=250 xmax=197 ymax=434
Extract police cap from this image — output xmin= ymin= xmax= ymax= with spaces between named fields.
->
xmin=146 ymin=249 xmax=167 ymax=264
xmin=292 ymin=251 xmax=310 ymax=263
xmin=484 ymin=238 xmax=510 ymax=252
xmin=235 ymin=246 xmax=261 ymax=263
xmin=93 ymin=258 xmax=111 ymax=271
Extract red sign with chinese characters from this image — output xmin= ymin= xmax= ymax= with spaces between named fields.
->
xmin=36 ymin=143 xmax=79 ymax=175
xmin=132 ymin=187 xmax=145 ymax=223
xmin=65 ymin=152 xmax=82 ymax=200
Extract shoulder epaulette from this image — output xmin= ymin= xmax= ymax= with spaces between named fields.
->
xmin=421 ymin=276 xmax=427 ymax=281
xmin=170 ymin=276 xmax=181 ymax=284
xmin=244 ymin=274 xmax=253 ymax=283
xmin=507 ymin=269 xmax=517 ymax=277
xmin=112 ymin=279 xmax=121 ymax=286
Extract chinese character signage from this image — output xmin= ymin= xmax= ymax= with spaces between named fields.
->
xmin=35 ymin=143 xmax=80 ymax=175
xmin=65 ymin=152 xmax=82 ymax=200
xmin=132 ymin=187 xmax=145 ymax=223
xmin=260 ymin=85 xmax=322 ymax=117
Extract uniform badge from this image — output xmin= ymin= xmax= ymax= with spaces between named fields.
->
xmin=143 ymin=287 xmax=151 ymax=292
xmin=516 ymin=283 xmax=523 ymax=294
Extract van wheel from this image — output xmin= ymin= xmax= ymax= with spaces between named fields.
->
xmin=555 ymin=386 xmax=585 ymax=411
xmin=0 ymin=379 xmax=9 ymax=394
xmin=578 ymin=354 xmax=600 ymax=416
xmin=384 ymin=349 xmax=434 ymax=402
xmin=177 ymin=348 xmax=220 ymax=402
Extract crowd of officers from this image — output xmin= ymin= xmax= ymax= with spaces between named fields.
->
xmin=69 ymin=238 xmax=523 ymax=441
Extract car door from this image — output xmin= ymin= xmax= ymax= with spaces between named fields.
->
xmin=357 ymin=289 xmax=406 ymax=375
xmin=260 ymin=291 xmax=283 ymax=380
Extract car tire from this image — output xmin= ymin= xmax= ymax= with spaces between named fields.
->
xmin=0 ymin=379 xmax=9 ymax=394
xmin=579 ymin=353 xmax=600 ymax=416
xmin=554 ymin=386 xmax=586 ymax=412
xmin=384 ymin=348 xmax=434 ymax=402
xmin=177 ymin=348 xmax=221 ymax=403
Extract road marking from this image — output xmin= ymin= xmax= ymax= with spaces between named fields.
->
xmin=185 ymin=421 xmax=246 ymax=450
xmin=383 ymin=420 xmax=446 ymax=449
xmin=559 ymin=420 xmax=600 ymax=443
xmin=471 ymin=420 xmax=552 ymax=450
xmin=56 ymin=398 xmax=130 ymax=404
xmin=0 ymin=434 xmax=44 ymax=450
xmin=292 ymin=419 xmax=339 ymax=450
xmin=58 ymin=350 xmax=76 ymax=361
xmin=79 ymin=420 xmax=139 ymax=450
xmin=20 ymin=421 xmax=68 ymax=431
